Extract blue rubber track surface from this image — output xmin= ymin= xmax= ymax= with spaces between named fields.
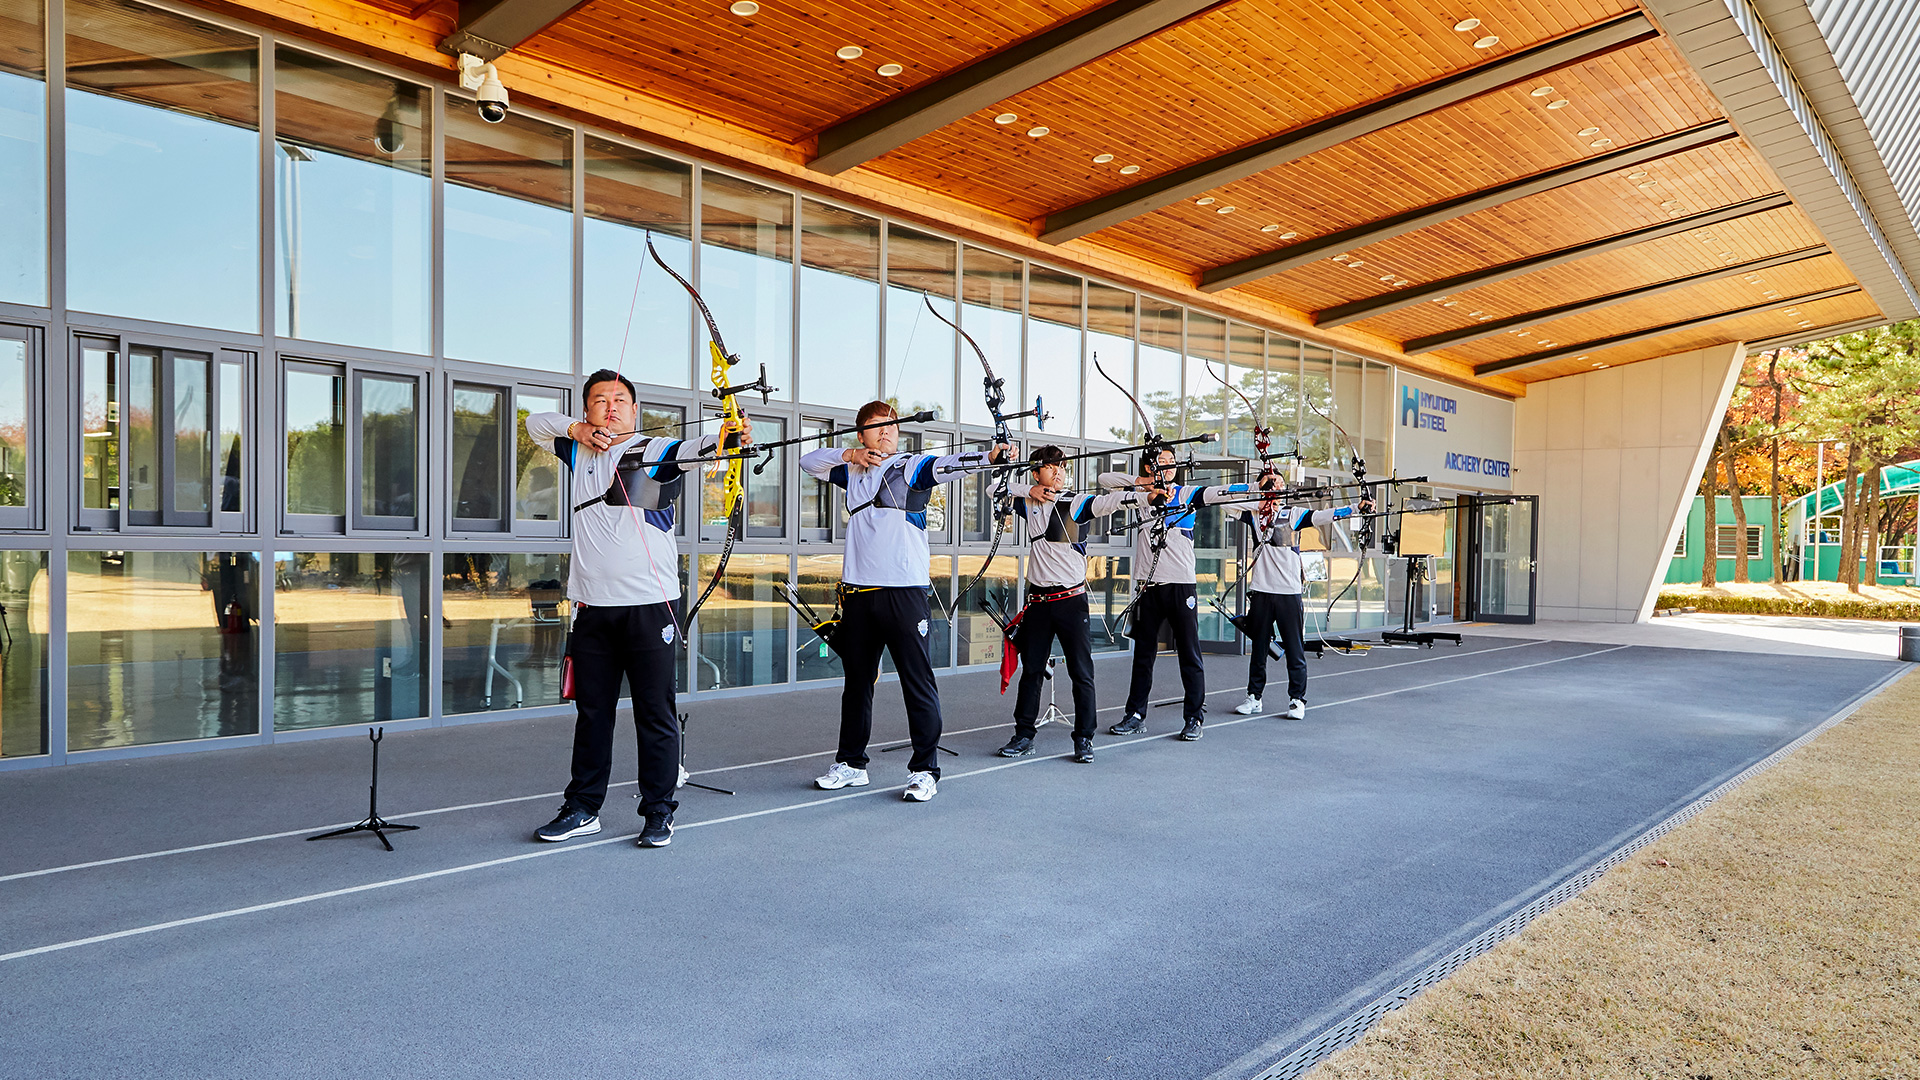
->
xmin=0 ymin=636 xmax=1897 ymax=1080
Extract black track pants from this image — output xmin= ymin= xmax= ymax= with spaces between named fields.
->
xmin=834 ymin=586 xmax=944 ymax=777
xmin=1123 ymin=583 xmax=1205 ymax=721
xmin=565 ymin=602 xmax=680 ymax=818
xmin=1246 ymin=590 xmax=1309 ymax=703
xmin=1012 ymin=592 xmax=1097 ymax=740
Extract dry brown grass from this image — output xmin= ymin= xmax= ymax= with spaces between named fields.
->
xmin=1312 ymin=669 xmax=1920 ymax=1080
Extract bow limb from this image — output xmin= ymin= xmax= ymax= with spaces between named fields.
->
xmin=927 ymin=295 xmax=1018 ymax=610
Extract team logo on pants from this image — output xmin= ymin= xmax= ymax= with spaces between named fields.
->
xmin=661 ymin=624 xmax=676 ymax=644
xmin=917 ymin=619 xmax=928 ymax=637
xmin=1186 ymin=595 xmax=1197 ymax=609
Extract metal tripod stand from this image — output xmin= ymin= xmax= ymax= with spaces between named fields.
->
xmin=1032 ymin=656 xmax=1070 ymax=729
xmin=306 ymin=727 xmax=420 ymax=852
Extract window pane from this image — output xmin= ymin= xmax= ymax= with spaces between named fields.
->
xmin=285 ymin=366 xmax=344 ymax=516
xmin=1087 ymin=554 xmax=1129 ymax=652
xmin=515 ymin=389 xmax=564 ymax=524
xmin=745 ymin=415 xmax=784 ymax=536
xmin=1334 ymin=353 xmax=1363 ymax=472
xmin=65 ymin=0 xmax=258 ymax=332
xmin=1027 ymin=268 xmax=1081 ymax=438
xmin=172 ymin=353 xmax=211 ymax=516
xmin=67 ymin=550 xmax=260 ymax=749
xmin=452 ymin=384 xmax=505 ymax=524
xmin=125 ymin=348 xmax=157 ymax=514
xmin=1086 ymin=283 xmax=1135 ymax=444
xmin=218 ymin=360 xmax=243 ymax=513
xmin=273 ymin=48 xmax=430 ymax=354
xmin=885 ymin=225 xmax=954 ymax=421
xmin=1268 ymin=338 xmax=1302 ymax=461
xmin=1226 ymin=323 xmax=1264 ymax=461
xmin=1184 ymin=311 xmax=1225 ymax=440
xmin=1363 ymin=358 xmax=1392 ymax=474
xmin=80 ymin=343 xmax=116 ymax=509
xmin=442 ymin=551 xmax=570 ymax=713
xmin=796 ymin=552 xmax=843 ymax=682
xmin=701 ymin=171 xmax=792 ymax=401
xmin=960 ymin=247 xmax=1021 ymax=430
xmin=0 ymin=550 xmax=49 ymax=757
xmin=0 ymin=336 xmax=28 ymax=505
xmin=1300 ymin=343 xmax=1334 ymax=468
xmin=955 ymin=554 xmax=1018 ymax=665
xmin=444 ymin=100 xmax=571 ymax=371
xmin=0 ymin=0 xmax=47 ymax=305
xmin=583 ymin=137 xmax=691 ymax=388
xmin=799 ymin=199 xmax=879 ymax=409
xmin=694 ymin=553 xmax=789 ymax=690
xmin=1138 ymin=298 xmax=1181 ymax=441
xmin=359 ymin=374 xmax=417 ymax=523
xmin=273 ymin=551 xmax=429 ymax=728
xmin=928 ymin=555 xmax=952 ymax=669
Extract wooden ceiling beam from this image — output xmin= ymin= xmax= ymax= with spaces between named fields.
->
xmin=1316 ymin=193 xmax=1796 ymax=330
xmin=810 ymin=0 xmax=1230 ymax=176
xmin=1402 ymin=246 xmax=1831 ymax=354
xmin=1471 ymin=285 xmax=1861 ymax=377
xmin=441 ymin=0 xmax=584 ymax=60
xmin=1744 ymin=316 xmax=1889 ymax=352
xmin=1200 ymin=120 xmax=1738 ymax=293
xmin=1037 ymin=12 xmax=1656 ymax=245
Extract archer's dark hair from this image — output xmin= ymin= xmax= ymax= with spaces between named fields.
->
xmin=856 ymin=400 xmax=899 ymax=427
xmin=583 ymin=369 xmax=637 ymax=404
xmin=1029 ymin=445 xmax=1067 ymax=468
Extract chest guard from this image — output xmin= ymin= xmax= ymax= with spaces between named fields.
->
xmin=849 ymin=459 xmax=934 ymax=521
xmin=1038 ymin=501 xmax=1090 ymax=546
xmin=572 ymin=437 xmax=685 ymax=513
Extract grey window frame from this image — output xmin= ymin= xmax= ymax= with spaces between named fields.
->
xmin=0 ymin=323 xmax=41 ymax=531
xmin=280 ymin=354 xmax=428 ymax=536
xmin=447 ymin=377 xmax=572 ymax=539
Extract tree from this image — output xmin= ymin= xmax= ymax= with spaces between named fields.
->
xmin=1797 ymin=321 xmax=1920 ymax=592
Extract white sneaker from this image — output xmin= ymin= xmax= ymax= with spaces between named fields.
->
xmin=1286 ymin=698 xmax=1306 ymax=720
xmin=903 ymin=771 xmax=938 ymax=802
xmin=815 ymin=762 xmax=870 ymax=790
xmin=1233 ymin=694 xmax=1263 ymax=715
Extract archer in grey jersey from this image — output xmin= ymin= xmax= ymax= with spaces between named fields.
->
xmin=798 ymin=445 xmax=992 ymax=587
xmin=1234 ymin=495 xmax=1366 ymax=720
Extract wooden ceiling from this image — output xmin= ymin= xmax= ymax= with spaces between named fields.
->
xmin=212 ymin=0 xmax=1888 ymax=391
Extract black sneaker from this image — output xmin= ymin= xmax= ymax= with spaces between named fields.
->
xmin=1179 ymin=718 xmax=1204 ymax=741
xmin=1108 ymin=712 xmax=1145 ymax=735
xmin=997 ymin=735 xmax=1035 ymax=758
xmin=637 ymin=811 xmax=674 ymax=848
xmin=1071 ymin=737 xmax=1095 ymax=763
xmin=535 ymin=804 xmax=601 ymax=842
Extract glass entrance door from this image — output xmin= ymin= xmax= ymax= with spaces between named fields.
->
xmin=1466 ymin=494 xmax=1537 ymax=623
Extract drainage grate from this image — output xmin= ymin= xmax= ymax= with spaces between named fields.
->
xmin=1245 ymin=666 xmax=1909 ymax=1080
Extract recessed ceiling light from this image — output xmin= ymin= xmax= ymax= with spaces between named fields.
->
xmin=1092 ymin=153 xmax=1113 ymax=163
xmin=1443 ymin=301 xmax=1458 ymax=307
xmin=1348 ymin=260 xmax=1365 ymax=268
xmin=1478 ymin=315 xmax=1495 ymax=322
xmin=994 ymin=112 xmax=1016 ymax=124
xmin=877 ymin=63 xmax=904 ymax=77
xmin=1261 ymin=223 xmax=1281 ymax=232
xmin=1433 ymin=296 xmax=1451 ymax=302
xmin=1280 ymin=231 xmax=1298 ymax=238
xmin=1638 ymin=182 xmax=1658 ymax=189
xmin=1592 ymin=362 xmax=1607 ymax=368
xmin=1660 ymin=201 xmax=1676 ymax=209
xmin=1026 ymin=126 xmax=1049 ymax=137
xmin=1454 ymin=18 xmax=1481 ymax=31
xmin=1531 ymin=86 xmax=1554 ymax=97
xmin=729 ymin=0 xmax=758 ymax=14
xmin=1517 ymin=331 xmax=1531 ymax=337
xmin=1473 ymin=35 xmax=1500 ymax=48
xmin=836 ymin=45 xmax=864 ymax=60
xmin=1628 ymin=170 xmax=1649 ymax=179
xmin=1577 ymin=355 xmax=1589 ymax=360
xmin=1216 ymin=205 xmax=1236 ymax=214
xmin=1799 ymin=321 xmax=1812 ymax=327
xmin=1119 ymin=165 xmax=1140 ymax=175
xmin=1379 ymin=274 xmax=1395 ymax=282
xmin=1578 ymin=127 xmax=1601 ymax=137
xmin=1196 ymin=197 xmax=1216 ymax=206
xmin=1393 ymin=279 xmax=1409 ymax=287
xmin=1547 ymin=99 xmax=1570 ymax=110
xmin=1468 ymin=310 xmax=1483 ymax=316
xmin=1333 ymin=253 xmax=1349 ymax=261
xmin=1590 ymin=139 xmax=1613 ymax=148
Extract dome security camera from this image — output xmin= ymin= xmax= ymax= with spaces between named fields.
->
xmin=457 ymin=53 xmax=510 ymax=124
xmin=374 ymin=97 xmax=405 ymax=154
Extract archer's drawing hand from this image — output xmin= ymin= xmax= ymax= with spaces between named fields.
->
xmin=570 ymin=421 xmax=614 ymax=452
xmin=844 ymin=446 xmax=888 ymax=468
xmin=1028 ymin=486 xmax=1061 ymax=505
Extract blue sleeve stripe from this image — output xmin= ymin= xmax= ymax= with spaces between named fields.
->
xmin=1292 ymin=508 xmax=1313 ymax=531
xmin=1071 ymin=497 xmax=1095 ymax=523
xmin=829 ymin=464 xmax=850 ymax=489
xmin=910 ymin=456 xmax=937 ymax=489
xmin=555 ymin=440 xmax=576 ymax=470
xmin=1332 ymin=506 xmax=1354 ymax=520
xmin=647 ymin=438 xmax=684 ymax=479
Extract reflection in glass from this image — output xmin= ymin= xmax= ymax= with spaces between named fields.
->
xmin=1086 ymin=554 xmax=1130 ymax=653
xmin=694 ymin=553 xmax=788 ymax=690
xmin=274 ymin=48 xmax=430 ymax=354
xmin=1138 ymin=298 xmax=1182 ymax=443
xmin=1226 ymin=323 xmax=1265 ymax=461
xmin=442 ymin=551 xmax=570 ymax=713
xmin=65 ymin=0 xmax=258 ymax=331
xmin=444 ymin=99 xmax=571 ymax=371
xmin=745 ymin=415 xmax=785 ymax=537
xmin=0 ymin=336 xmax=29 ymax=506
xmin=1027 ymin=268 xmax=1082 ymax=438
xmin=453 ymin=384 xmax=505 ymax=526
xmin=955 ymin=554 xmax=1017 ymax=666
xmin=1363 ymin=358 xmax=1392 ymax=475
xmin=1267 ymin=337 xmax=1301 ymax=459
xmin=884 ymin=225 xmax=955 ymax=421
xmin=926 ymin=556 xmax=953 ymax=669
xmin=219 ymin=359 xmax=243 ymax=513
xmin=799 ymin=200 xmax=879 ymax=408
xmin=67 ymin=550 xmax=259 ymax=750
xmin=0 ymin=0 xmax=46 ymax=305
xmin=795 ymin=552 xmax=842 ymax=683
xmin=1086 ymin=283 xmax=1135 ymax=443
xmin=0 ymin=550 xmax=49 ymax=757
xmin=360 ymin=375 xmax=417 ymax=524
xmin=79 ymin=342 xmax=116 ymax=509
xmin=961 ymin=247 xmax=1022 ymax=430
xmin=1185 ymin=311 xmax=1226 ymax=441
xmin=274 ymin=551 xmax=429 ymax=728
xmin=125 ymin=348 xmax=157 ymax=515
xmin=172 ymin=353 xmax=211 ymax=515
xmin=515 ymin=389 xmax=564 ymax=524
xmin=583 ymin=138 xmax=691 ymax=388
xmin=1334 ymin=353 xmax=1363 ymax=472
xmin=702 ymin=171 xmax=792 ymax=399
xmin=1301 ymin=343 xmax=1334 ymax=468
xmin=285 ymin=365 xmax=345 ymax=516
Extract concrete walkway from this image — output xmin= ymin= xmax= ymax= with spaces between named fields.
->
xmin=1468 ymin=612 xmax=1908 ymax=660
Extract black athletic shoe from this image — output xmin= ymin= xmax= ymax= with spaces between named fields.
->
xmin=1179 ymin=718 xmax=1204 ymax=741
xmin=535 ymin=804 xmax=601 ymax=842
xmin=997 ymin=735 xmax=1035 ymax=758
xmin=637 ymin=811 xmax=674 ymax=848
xmin=1071 ymin=737 xmax=1095 ymax=763
xmin=1108 ymin=712 xmax=1145 ymax=735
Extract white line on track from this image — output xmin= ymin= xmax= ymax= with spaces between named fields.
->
xmin=0 ymin=641 xmax=1544 ymax=886
xmin=0 ymin=642 xmax=1611 ymax=964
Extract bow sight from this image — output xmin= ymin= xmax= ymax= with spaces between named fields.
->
xmin=712 ymin=363 xmax=777 ymax=406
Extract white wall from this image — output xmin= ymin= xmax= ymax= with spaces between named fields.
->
xmin=1511 ymin=343 xmax=1744 ymax=623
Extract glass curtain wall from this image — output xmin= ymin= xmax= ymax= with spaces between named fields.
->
xmin=1300 ymin=343 xmax=1335 ymax=468
xmin=1267 ymin=338 xmax=1301 ymax=462
xmin=274 ymin=551 xmax=430 ymax=728
xmin=883 ymin=225 xmax=955 ymax=422
xmin=700 ymin=171 xmax=792 ymax=400
xmin=0 ymin=0 xmax=46 ymax=306
xmin=1184 ymin=312 xmax=1226 ymax=441
xmin=582 ymin=138 xmax=691 ymax=388
xmin=1138 ymin=299 xmax=1181 ymax=442
xmin=442 ymin=551 xmax=569 ymax=713
xmin=274 ymin=49 xmax=430 ymax=354
xmin=1085 ymin=284 xmax=1135 ymax=443
xmin=1026 ymin=268 xmax=1082 ymax=439
xmin=0 ymin=332 xmax=29 ymax=511
xmin=960 ymin=247 xmax=1022 ymax=430
xmin=798 ymin=200 xmax=879 ymax=410
xmin=65 ymin=0 xmax=258 ymax=331
xmin=1226 ymin=323 xmax=1265 ymax=460
xmin=0 ymin=550 xmax=49 ymax=757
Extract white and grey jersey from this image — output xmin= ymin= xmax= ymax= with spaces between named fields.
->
xmin=801 ymin=446 xmax=989 ymax=587
xmin=1096 ymin=472 xmax=1257 ymax=586
xmin=525 ymin=411 xmax=721 ymax=609
xmin=1007 ymin=482 xmax=1145 ymax=588
xmin=1242 ymin=504 xmax=1355 ymax=595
